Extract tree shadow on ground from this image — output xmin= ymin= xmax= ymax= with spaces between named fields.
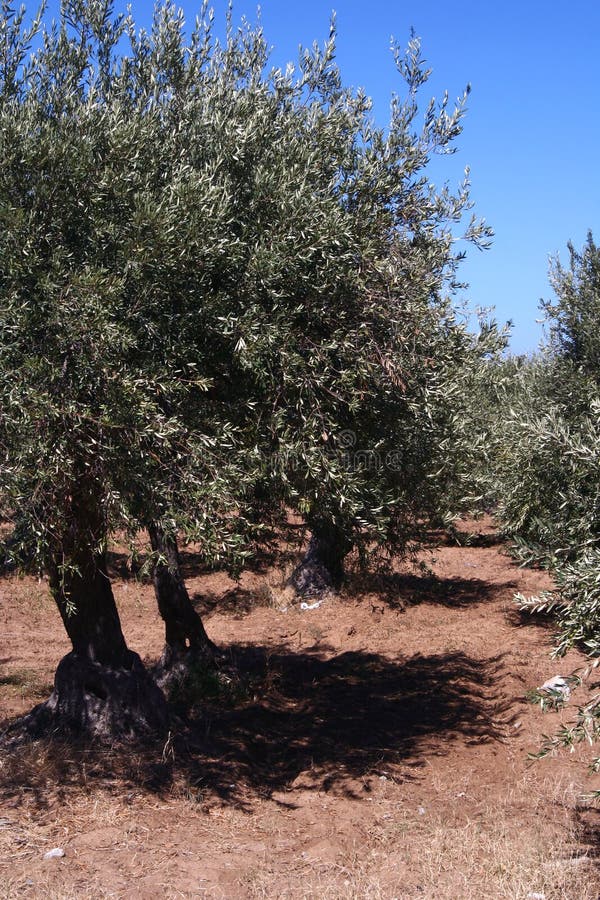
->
xmin=178 ymin=539 xmax=288 ymax=580
xmin=189 ymin=570 xmax=519 ymax=620
xmin=504 ymin=606 xmax=560 ymax=634
xmin=0 ymin=645 xmax=516 ymax=812
xmin=575 ymin=806 xmax=600 ymax=861
xmin=344 ymin=570 xmax=518 ymax=611
xmin=423 ymin=527 xmax=507 ymax=550
xmin=0 ymin=669 xmax=53 ymax=698
xmin=193 ymin=587 xmax=262 ymax=618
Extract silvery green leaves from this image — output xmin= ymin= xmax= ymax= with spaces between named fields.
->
xmin=0 ymin=0 xmax=500 ymax=577
xmin=489 ymin=234 xmax=600 ymax=778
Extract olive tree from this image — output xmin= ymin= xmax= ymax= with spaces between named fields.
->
xmin=487 ymin=234 xmax=600 ymax=786
xmin=0 ymin=0 xmax=500 ymax=733
xmin=493 ymin=235 xmax=600 ymax=566
xmin=0 ymin=0 xmax=256 ymax=731
xmin=173 ymin=18 xmax=503 ymax=595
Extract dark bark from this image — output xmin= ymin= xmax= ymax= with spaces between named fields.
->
xmin=30 ymin=646 xmax=168 ymax=739
xmin=290 ymin=520 xmax=352 ymax=598
xmin=26 ymin=489 xmax=168 ymax=739
xmin=148 ymin=522 xmax=219 ymax=680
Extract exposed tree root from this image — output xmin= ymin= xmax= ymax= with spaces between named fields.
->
xmin=16 ymin=650 xmax=169 ymax=740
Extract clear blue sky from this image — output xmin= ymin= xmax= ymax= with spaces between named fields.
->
xmin=41 ymin=1 xmax=600 ymax=354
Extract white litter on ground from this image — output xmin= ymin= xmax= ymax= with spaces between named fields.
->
xmin=43 ymin=848 xmax=66 ymax=860
xmin=539 ymin=675 xmax=571 ymax=701
xmin=300 ymin=599 xmax=323 ymax=610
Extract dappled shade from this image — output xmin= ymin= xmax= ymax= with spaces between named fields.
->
xmin=0 ymin=645 xmax=513 ymax=811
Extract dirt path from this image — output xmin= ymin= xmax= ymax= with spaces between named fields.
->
xmin=1 ymin=519 xmax=599 ymax=898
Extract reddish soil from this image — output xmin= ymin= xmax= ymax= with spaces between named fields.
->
xmin=1 ymin=518 xmax=600 ymax=899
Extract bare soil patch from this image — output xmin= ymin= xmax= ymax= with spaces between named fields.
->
xmin=1 ymin=518 xmax=599 ymax=898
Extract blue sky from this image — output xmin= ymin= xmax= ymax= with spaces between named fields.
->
xmin=40 ymin=1 xmax=600 ymax=353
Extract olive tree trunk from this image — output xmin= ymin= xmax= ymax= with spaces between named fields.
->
xmin=290 ymin=520 xmax=352 ymax=598
xmin=148 ymin=522 xmax=219 ymax=681
xmin=28 ymin=491 xmax=168 ymax=738
xmin=40 ymin=555 xmax=168 ymax=737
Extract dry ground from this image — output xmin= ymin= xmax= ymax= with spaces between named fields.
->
xmin=1 ymin=518 xmax=600 ymax=899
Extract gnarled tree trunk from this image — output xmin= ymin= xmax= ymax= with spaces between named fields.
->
xmin=148 ymin=522 xmax=219 ymax=683
xmin=29 ymin=490 xmax=168 ymax=739
xmin=290 ymin=519 xmax=352 ymax=598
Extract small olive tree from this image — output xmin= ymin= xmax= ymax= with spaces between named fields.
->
xmin=183 ymin=20 xmax=503 ymax=594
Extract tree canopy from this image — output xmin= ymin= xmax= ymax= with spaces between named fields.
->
xmin=0 ymin=0 xmax=501 ymax=736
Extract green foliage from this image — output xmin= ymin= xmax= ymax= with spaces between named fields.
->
xmin=544 ymin=232 xmax=600 ymax=394
xmin=493 ymin=236 xmax=600 ymax=569
xmin=456 ymin=352 xmax=536 ymax=516
xmin=526 ymin=656 xmax=600 ymax=802
xmin=495 ymin=398 xmax=600 ymax=567
xmin=491 ymin=233 xmax=600 ymax=783
xmin=0 ymin=0 xmax=500 ymax=586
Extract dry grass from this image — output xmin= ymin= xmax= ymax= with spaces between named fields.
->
xmin=241 ymin=771 xmax=599 ymax=900
xmin=0 ymin=669 xmax=53 ymax=703
xmin=0 ymin=880 xmax=121 ymax=900
xmin=242 ymin=812 xmax=597 ymax=899
xmin=253 ymin=562 xmax=298 ymax=612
